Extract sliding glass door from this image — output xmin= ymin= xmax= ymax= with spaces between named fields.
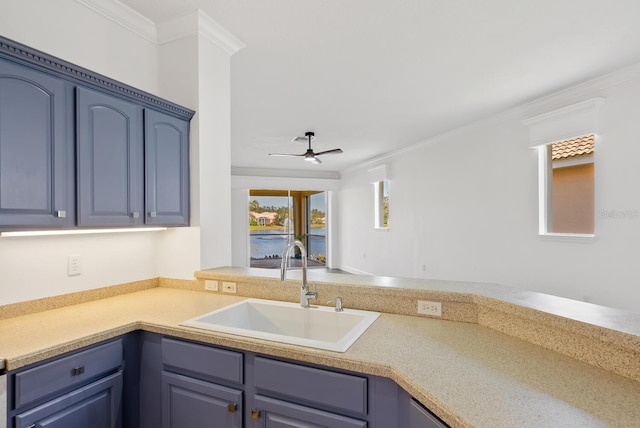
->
xmin=249 ymin=190 xmax=326 ymax=268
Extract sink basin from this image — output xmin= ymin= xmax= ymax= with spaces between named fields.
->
xmin=181 ymin=298 xmax=380 ymax=352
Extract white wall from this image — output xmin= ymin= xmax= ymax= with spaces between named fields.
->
xmin=339 ymin=66 xmax=640 ymax=313
xmin=0 ymin=3 xmax=238 ymax=303
xmin=0 ymin=0 xmax=163 ymax=304
xmin=0 ymin=0 xmax=158 ymax=94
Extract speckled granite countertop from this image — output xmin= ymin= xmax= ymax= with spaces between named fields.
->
xmin=1 ymin=270 xmax=640 ymax=427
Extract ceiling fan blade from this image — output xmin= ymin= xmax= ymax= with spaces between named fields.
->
xmin=313 ymin=148 xmax=343 ymax=156
xmin=268 ymin=152 xmax=305 ymax=157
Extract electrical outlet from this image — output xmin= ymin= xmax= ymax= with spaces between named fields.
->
xmin=417 ymin=300 xmax=441 ymax=317
xmin=222 ymin=282 xmax=237 ymax=293
xmin=68 ymin=255 xmax=81 ymax=276
xmin=205 ymin=280 xmax=219 ymax=291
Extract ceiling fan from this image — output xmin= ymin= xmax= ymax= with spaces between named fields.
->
xmin=269 ymin=131 xmax=343 ymax=164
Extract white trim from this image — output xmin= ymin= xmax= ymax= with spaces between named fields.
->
xmin=232 ymin=175 xmax=340 ymax=191
xmin=539 ymin=233 xmax=595 ymax=243
xmin=338 ymin=264 xmax=373 ymax=275
xmin=537 ymin=146 xmax=549 ymax=235
xmin=373 ymin=180 xmax=390 ymax=229
xmin=552 ymin=153 xmax=594 ymax=168
xmin=74 ymin=1 xmax=245 ymax=55
xmin=368 ymin=164 xmax=389 ymax=183
xmin=74 ymin=0 xmax=157 ymax=42
xmin=156 ymin=11 xmax=197 ymax=44
xmin=522 ymin=98 xmax=605 ymax=147
xmin=341 ymin=61 xmax=640 ymax=175
xmin=157 ymin=10 xmax=245 ymax=55
xmin=197 ymin=10 xmax=245 ymax=55
xmin=232 ymin=167 xmax=340 ymax=180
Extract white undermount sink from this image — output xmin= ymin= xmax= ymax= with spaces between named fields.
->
xmin=181 ymin=298 xmax=380 ymax=352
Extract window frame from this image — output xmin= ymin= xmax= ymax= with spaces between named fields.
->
xmin=374 ymin=179 xmax=390 ymax=230
xmin=537 ymin=138 xmax=595 ymax=240
xmin=522 ymin=98 xmax=604 ymax=242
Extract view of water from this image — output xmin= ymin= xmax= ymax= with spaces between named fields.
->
xmin=250 ymin=228 xmax=326 ymax=260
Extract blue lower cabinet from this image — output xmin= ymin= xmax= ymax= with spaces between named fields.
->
xmin=14 ymin=371 xmax=122 ymax=428
xmin=8 ymin=339 xmax=124 ymax=428
xmin=252 ymin=395 xmax=366 ymax=428
xmin=162 ymin=372 xmax=242 ymax=428
xmin=154 ymin=337 xmax=451 ymax=428
xmin=407 ymin=397 xmax=449 ymax=428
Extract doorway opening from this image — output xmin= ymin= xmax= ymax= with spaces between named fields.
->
xmin=249 ymin=189 xmax=327 ymax=269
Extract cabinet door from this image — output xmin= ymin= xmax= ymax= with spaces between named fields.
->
xmin=144 ymin=109 xmax=189 ymax=226
xmin=15 ymin=371 xmax=122 ymax=428
xmin=76 ymin=87 xmax=143 ymax=226
xmin=0 ymin=58 xmax=73 ymax=228
xmin=162 ymin=372 xmax=242 ymax=428
xmin=253 ymin=395 xmax=366 ymax=428
xmin=408 ymin=398 xmax=448 ymax=428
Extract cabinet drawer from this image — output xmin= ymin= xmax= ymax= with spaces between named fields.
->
xmin=14 ymin=340 xmax=122 ymax=408
xmin=162 ymin=338 xmax=243 ymax=384
xmin=254 ymin=357 xmax=367 ymax=415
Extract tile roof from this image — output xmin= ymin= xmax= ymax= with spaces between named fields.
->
xmin=551 ymin=134 xmax=595 ymax=160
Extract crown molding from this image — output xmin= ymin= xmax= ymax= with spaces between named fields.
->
xmin=197 ymin=10 xmax=245 ymax=55
xmin=74 ymin=0 xmax=157 ymax=43
xmin=0 ymin=35 xmax=194 ymax=120
xmin=342 ymin=61 xmax=640 ymax=175
xmin=74 ymin=1 xmax=244 ymax=55
xmin=157 ymin=10 xmax=245 ymax=55
xmin=522 ymin=98 xmax=606 ymax=147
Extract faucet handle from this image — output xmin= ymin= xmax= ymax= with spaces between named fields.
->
xmin=327 ymin=297 xmax=344 ymax=312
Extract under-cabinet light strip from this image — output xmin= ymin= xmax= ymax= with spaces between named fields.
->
xmin=0 ymin=227 xmax=167 ymax=237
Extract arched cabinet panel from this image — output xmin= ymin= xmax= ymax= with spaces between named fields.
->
xmin=144 ymin=109 xmax=189 ymax=226
xmin=76 ymin=87 xmax=144 ymax=227
xmin=0 ymin=58 xmax=74 ymax=228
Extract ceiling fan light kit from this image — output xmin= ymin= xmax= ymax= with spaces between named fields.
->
xmin=269 ymin=131 xmax=343 ymax=165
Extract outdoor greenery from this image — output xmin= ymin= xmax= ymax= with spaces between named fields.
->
xmin=248 ymin=199 xmax=326 ymax=230
xmin=249 ymin=199 xmax=291 ymax=227
xmin=383 ymin=195 xmax=389 ymax=227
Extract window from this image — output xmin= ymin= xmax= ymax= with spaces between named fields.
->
xmin=248 ymin=189 xmax=327 ymax=268
xmin=374 ymin=179 xmax=390 ymax=229
xmin=538 ymin=135 xmax=595 ymax=235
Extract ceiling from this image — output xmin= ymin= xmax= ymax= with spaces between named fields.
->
xmin=120 ymin=0 xmax=640 ymax=173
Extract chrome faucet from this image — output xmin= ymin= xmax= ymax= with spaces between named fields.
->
xmin=280 ymin=239 xmax=317 ymax=308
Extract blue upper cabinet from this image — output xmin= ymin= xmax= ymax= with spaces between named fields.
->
xmin=0 ymin=35 xmax=194 ymax=231
xmin=76 ymin=87 xmax=144 ymax=227
xmin=0 ymin=58 xmax=74 ymax=229
xmin=144 ymin=109 xmax=190 ymax=226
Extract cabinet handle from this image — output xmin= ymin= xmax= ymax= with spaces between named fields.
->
xmin=251 ymin=410 xmax=261 ymax=420
xmin=227 ymin=403 xmax=237 ymax=413
xmin=71 ymin=366 xmax=85 ymax=376
xmin=131 ymin=212 xmax=140 ymax=219
xmin=56 ymin=210 xmax=66 ymax=218
xmin=149 ymin=211 xmax=157 ymax=218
